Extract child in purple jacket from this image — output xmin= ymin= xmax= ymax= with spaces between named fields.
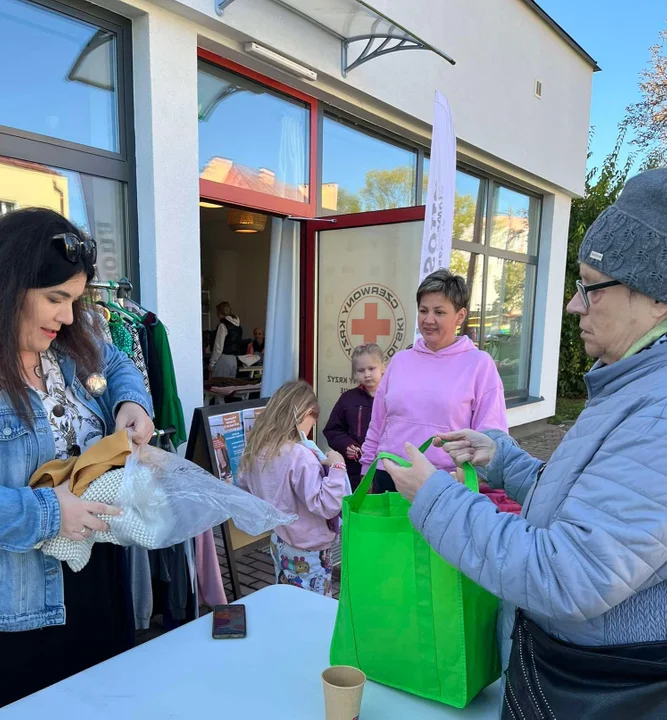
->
xmin=238 ymin=381 xmax=347 ymax=596
xmin=324 ymin=344 xmax=385 ymax=491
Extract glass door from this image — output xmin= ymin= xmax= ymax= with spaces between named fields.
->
xmin=301 ymin=207 xmax=425 ymax=446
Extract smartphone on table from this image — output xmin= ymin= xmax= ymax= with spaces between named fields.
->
xmin=212 ymin=604 xmax=246 ymax=639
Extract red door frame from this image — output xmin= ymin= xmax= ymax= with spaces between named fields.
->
xmin=197 ymin=48 xmax=319 ymax=218
xmin=299 ymin=205 xmax=426 ymax=384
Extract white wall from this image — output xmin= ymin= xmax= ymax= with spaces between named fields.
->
xmin=132 ymin=4 xmax=203 ymax=438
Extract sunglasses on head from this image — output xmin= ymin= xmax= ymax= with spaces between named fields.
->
xmin=51 ymin=233 xmax=97 ymax=265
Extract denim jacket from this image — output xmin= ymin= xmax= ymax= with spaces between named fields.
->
xmin=0 ymin=343 xmax=153 ymax=632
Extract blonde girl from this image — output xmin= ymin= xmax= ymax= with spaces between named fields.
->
xmin=324 ymin=344 xmax=385 ymax=491
xmin=239 ymin=381 xmax=347 ymax=595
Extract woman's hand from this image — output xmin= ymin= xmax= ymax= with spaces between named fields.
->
xmin=115 ymin=402 xmax=154 ymax=445
xmin=435 ymin=430 xmax=497 ymax=467
xmin=346 ymin=445 xmax=361 ymax=460
xmin=384 ymin=443 xmax=438 ymax=502
xmin=54 ymin=484 xmax=121 ymax=541
xmin=323 ymin=450 xmax=345 ymax=467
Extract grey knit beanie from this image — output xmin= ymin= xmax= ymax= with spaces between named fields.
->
xmin=578 ymin=168 xmax=667 ymax=302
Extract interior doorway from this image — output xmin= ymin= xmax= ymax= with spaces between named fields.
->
xmin=200 ymin=202 xmax=272 ymax=403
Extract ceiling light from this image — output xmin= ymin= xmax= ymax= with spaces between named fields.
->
xmin=200 ymin=201 xmax=224 ymax=208
xmin=227 ymin=210 xmax=267 ymax=233
xmin=244 ymin=42 xmax=317 ymax=82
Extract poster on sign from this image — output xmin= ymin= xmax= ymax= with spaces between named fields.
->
xmin=207 ymin=411 xmax=246 ymax=484
xmin=242 ymin=406 xmax=264 ymax=438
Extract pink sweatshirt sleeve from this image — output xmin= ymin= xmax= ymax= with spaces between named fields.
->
xmin=360 ymin=366 xmax=391 ymax=473
xmin=471 ymin=357 xmax=509 ymax=433
xmin=292 ymin=457 xmax=347 ymax=520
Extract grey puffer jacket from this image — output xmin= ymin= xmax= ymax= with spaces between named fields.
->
xmin=409 ymin=341 xmax=667 ymax=666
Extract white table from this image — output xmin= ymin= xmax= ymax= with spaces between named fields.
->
xmin=238 ymin=365 xmax=263 ymax=379
xmin=2 ymin=585 xmax=500 ymax=718
xmin=204 ymin=383 xmax=259 ymax=405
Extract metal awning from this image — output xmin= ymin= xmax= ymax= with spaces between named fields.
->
xmin=215 ymin=0 xmax=455 ymax=77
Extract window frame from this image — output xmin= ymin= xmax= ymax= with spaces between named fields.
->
xmin=451 ymin=163 xmax=542 ymax=401
xmin=197 ymin=48 xmax=319 ymax=218
xmin=0 ymin=0 xmax=139 ymax=293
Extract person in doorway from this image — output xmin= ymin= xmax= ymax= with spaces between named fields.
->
xmin=385 ymin=169 xmax=667 ymax=719
xmin=0 ymin=208 xmax=154 ymax=708
xmin=238 ymin=381 xmax=347 ymax=596
xmin=246 ymin=327 xmax=265 ymax=357
xmin=360 ymin=268 xmax=520 ymax=513
xmin=209 ymin=301 xmax=242 ymax=378
xmin=324 ymin=343 xmax=385 ymax=491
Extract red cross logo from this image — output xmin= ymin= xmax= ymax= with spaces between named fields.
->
xmin=351 ymin=303 xmax=391 ymax=343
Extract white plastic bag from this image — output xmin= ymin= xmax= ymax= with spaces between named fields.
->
xmin=108 ymin=443 xmax=296 ymax=548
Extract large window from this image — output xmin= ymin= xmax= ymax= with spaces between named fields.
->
xmin=0 ymin=0 xmax=134 ymax=283
xmin=197 ymin=53 xmax=315 ymax=216
xmin=321 ymin=114 xmax=418 ymax=215
xmin=443 ymin=167 xmax=540 ymax=398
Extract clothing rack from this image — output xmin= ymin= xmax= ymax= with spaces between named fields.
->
xmin=87 ymin=278 xmax=133 ymax=301
xmin=84 ymin=280 xmax=206 ymax=630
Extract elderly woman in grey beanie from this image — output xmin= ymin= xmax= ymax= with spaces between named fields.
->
xmin=384 ymin=168 xmax=667 ymax=719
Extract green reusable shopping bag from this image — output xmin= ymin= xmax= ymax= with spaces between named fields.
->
xmin=330 ymin=439 xmax=501 ymax=708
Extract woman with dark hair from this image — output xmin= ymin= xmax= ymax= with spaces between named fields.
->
xmin=0 ymin=208 xmax=154 ymax=707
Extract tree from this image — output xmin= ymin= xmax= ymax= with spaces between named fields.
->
xmin=557 ymin=128 xmax=635 ymax=397
xmin=336 ymin=187 xmax=362 ymax=214
xmin=359 ymin=166 xmax=416 ymax=210
xmin=625 ymin=25 xmax=667 ymax=166
xmin=453 ymin=194 xmax=476 ymax=243
xmin=449 ymin=249 xmax=469 ymax=277
xmin=493 ymin=260 xmax=526 ymax=317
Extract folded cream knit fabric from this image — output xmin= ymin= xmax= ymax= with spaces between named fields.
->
xmin=38 ymin=467 xmax=160 ymax=572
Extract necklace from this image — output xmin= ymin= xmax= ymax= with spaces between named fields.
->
xmin=33 ymin=354 xmax=43 ymax=380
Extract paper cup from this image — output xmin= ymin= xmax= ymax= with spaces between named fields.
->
xmin=322 ymin=665 xmax=366 ymax=719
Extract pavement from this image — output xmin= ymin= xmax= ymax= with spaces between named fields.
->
xmin=215 ymin=421 xmax=571 ymax=604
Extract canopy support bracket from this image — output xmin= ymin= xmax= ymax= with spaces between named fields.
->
xmin=215 ymin=0 xmax=236 ymax=16
xmin=214 ymin=0 xmax=456 ymax=75
xmin=343 ymin=35 xmax=444 ymax=77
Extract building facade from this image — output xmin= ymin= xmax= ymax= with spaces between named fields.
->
xmin=0 ymin=0 xmax=596 ymax=437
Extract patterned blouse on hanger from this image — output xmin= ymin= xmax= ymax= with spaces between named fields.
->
xmin=35 ymin=350 xmax=104 ymax=460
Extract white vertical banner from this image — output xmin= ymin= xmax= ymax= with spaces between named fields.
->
xmin=415 ymin=91 xmax=456 ymax=342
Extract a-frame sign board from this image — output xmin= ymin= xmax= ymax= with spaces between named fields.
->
xmin=185 ymin=397 xmax=268 ymax=600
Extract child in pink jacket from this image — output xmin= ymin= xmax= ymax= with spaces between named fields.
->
xmin=361 ymin=269 xmax=520 ymax=514
xmin=238 ymin=380 xmax=347 ymax=596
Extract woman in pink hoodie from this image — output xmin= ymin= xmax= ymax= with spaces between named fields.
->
xmin=238 ymin=380 xmax=347 ymax=595
xmin=361 ymin=269 xmax=520 ymax=513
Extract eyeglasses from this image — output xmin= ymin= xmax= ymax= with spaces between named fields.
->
xmin=51 ymin=233 xmax=97 ymax=265
xmin=575 ymin=279 xmax=622 ymax=309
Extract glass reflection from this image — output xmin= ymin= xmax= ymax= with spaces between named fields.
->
xmin=489 ymin=185 xmax=539 ymax=254
xmin=198 ymin=61 xmax=310 ymax=203
xmin=0 ymin=0 xmax=119 ymax=151
xmin=0 ymin=156 xmax=127 ymax=281
xmin=484 ymin=258 xmax=535 ymax=392
xmin=322 ymin=115 xmax=417 ymax=214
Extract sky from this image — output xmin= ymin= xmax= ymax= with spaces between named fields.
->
xmin=538 ymin=0 xmax=666 ymax=169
